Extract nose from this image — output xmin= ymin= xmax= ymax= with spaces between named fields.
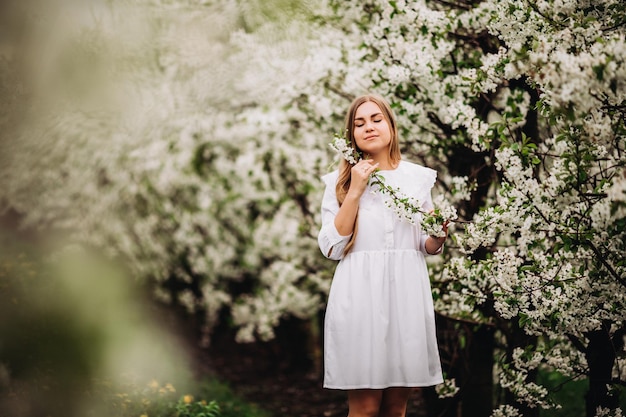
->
xmin=364 ymin=120 xmax=374 ymax=131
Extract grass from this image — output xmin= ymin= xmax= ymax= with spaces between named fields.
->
xmin=87 ymin=375 xmax=273 ymax=417
xmin=538 ymin=372 xmax=586 ymax=417
xmin=196 ymin=377 xmax=273 ymax=417
xmin=539 ymin=371 xmax=626 ymax=417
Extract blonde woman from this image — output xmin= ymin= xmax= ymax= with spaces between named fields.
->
xmin=318 ymin=94 xmax=446 ymax=417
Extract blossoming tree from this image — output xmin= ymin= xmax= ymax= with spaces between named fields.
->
xmin=1 ymin=0 xmax=625 ymax=416
xmin=309 ymin=1 xmax=625 ymax=416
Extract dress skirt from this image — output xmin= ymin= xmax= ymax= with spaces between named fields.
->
xmin=323 ymin=249 xmax=443 ymax=389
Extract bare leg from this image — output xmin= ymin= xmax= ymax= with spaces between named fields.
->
xmin=379 ymin=387 xmax=412 ymax=417
xmin=347 ymin=389 xmax=383 ymax=417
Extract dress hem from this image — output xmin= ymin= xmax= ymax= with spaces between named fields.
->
xmin=323 ymin=379 xmax=444 ymax=390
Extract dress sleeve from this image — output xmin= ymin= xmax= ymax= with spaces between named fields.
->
xmin=317 ymin=172 xmax=352 ymax=260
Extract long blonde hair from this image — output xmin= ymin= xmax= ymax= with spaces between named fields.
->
xmin=336 ymin=94 xmax=401 ymax=254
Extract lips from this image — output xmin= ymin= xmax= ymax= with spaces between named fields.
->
xmin=364 ymin=135 xmax=378 ymax=140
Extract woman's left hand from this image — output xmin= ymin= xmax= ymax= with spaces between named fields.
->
xmin=425 ymin=213 xmax=448 ymax=254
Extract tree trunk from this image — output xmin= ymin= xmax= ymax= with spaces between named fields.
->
xmin=461 ymin=325 xmax=495 ymax=417
xmin=585 ymin=327 xmax=618 ymax=417
xmin=424 ymin=316 xmax=495 ymax=417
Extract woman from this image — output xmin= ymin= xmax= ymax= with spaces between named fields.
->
xmin=318 ymin=94 xmax=446 ymax=417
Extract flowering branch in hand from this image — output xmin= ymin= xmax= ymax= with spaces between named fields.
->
xmin=330 ymin=132 xmax=457 ymax=237
xmin=329 ymin=131 xmax=362 ymax=164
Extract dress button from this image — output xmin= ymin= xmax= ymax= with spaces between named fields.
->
xmin=384 ymin=208 xmax=394 ymax=249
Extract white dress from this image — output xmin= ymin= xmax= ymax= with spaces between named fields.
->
xmin=318 ymin=160 xmax=443 ymax=390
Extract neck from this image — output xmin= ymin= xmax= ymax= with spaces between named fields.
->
xmin=368 ymin=153 xmax=397 ymax=170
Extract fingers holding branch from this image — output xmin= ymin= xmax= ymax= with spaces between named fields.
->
xmin=348 ymin=160 xmax=379 ymax=197
xmin=351 ymin=160 xmax=378 ymax=180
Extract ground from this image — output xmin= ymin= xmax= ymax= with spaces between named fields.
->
xmin=199 ymin=330 xmax=430 ymax=417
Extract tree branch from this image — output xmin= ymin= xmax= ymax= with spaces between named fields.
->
xmin=583 ymin=238 xmax=626 ymax=288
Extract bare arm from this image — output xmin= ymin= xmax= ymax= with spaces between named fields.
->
xmin=334 ymin=160 xmax=379 ymax=235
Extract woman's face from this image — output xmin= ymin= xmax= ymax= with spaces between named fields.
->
xmin=353 ymin=101 xmax=392 ymax=158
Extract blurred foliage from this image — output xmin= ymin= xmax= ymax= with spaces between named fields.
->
xmin=0 ymin=225 xmax=195 ymax=417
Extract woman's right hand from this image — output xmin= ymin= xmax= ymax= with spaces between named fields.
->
xmin=347 ymin=159 xmax=379 ymax=198
xmin=334 ymin=159 xmax=379 ymax=237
